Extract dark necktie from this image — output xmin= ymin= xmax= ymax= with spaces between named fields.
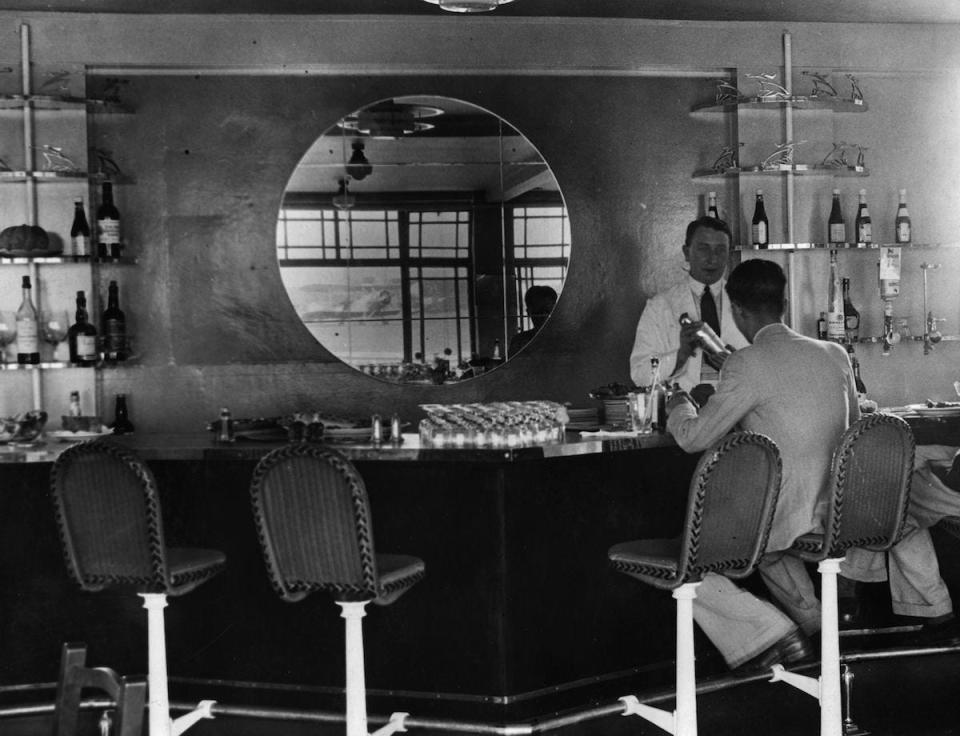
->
xmin=701 ymin=285 xmax=721 ymax=337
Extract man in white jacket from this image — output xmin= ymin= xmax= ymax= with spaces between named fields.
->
xmin=629 ymin=216 xmax=750 ymax=405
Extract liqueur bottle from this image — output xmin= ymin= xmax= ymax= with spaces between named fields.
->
xmin=828 ymin=189 xmax=846 ymax=245
xmin=492 ymin=338 xmax=502 ymax=362
xmin=827 ymin=252 xmax=845 ymax=341
xmin=70 ymin=198 xmax=91 ymax=259
xmin=751 ymin=189 xmax=769 ymax=248
xmin=817 ymin=312 xmax=828 ymax=340
xmin=96 ymin=181 xmax=122 ymax=259
xmin=69 ymin=390 xmax=82 ymax=418
xmin=707 ymin=191 xmax=720 ymax=219
xmin=112 ymin=393 xmax=135 ymax=434
xmin=101 ymin=280 xmax=127 ymax=362
xmin=895 ymin=189 xmax=911 ymax=243
xmin=15 ymin=275 xmax=40 ymax=365
xmin=842 ymin=277 xmax=860 ymax=343
xmin=67 ymin=290 xmax=98 ymax=366
xmin=854 ymin=189 xmax=872 ymax=246
xmin=847 ymin=344 xmax=867 ymax=401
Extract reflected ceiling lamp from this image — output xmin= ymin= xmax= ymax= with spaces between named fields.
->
xmin=339 ymin=100 xmax=444 ymax=139
xmin=332 ymin=178 xmax=356 ymax=210
xmin=423 ymin=0 xmax=515 ymax=12
xmin=346 ymin=141 xmax=373 ymax=181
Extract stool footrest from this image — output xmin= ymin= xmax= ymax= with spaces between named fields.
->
xmin=371 ymin=711 xmax=409 ymax=736
xmin=769 ymin=665 xmax=820 ymax=700
xmin=619 ymin=695 xmax=676 ymax=735
xmin=171 ymin=700 xmax=216 ymax=736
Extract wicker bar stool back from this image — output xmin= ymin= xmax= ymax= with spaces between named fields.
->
xmin=249 ymin=443 xmax=425 ymax=736
xmin=50 ymin=440 xmax=225 ymax=736
xmin=773 ymin=412 xmax=915 ymax=736
xmin=608 ymin=431 xmax=782 ymax=736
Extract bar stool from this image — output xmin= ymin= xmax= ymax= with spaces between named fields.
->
xmin=608 ymin=431 xmax=782 ymax=736
xmin=50 ymin=440 xmax=226 ymax=736
xmin=771 ymin=413 xmax=914 ymax=736
xmin=249 ymin=443 xmax=425 ymax=736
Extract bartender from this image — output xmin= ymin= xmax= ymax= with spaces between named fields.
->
xmin=629 ymin=215 xmax=750 ymax=405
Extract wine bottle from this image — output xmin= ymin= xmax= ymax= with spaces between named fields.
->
xmin=101 ymin=280 xmax=127 ymax=362
xmin=112 ymin=393 xmax=135 ymax=434
xmin=70 ymin=198 xmax=91 ymax=259
xmin=67 ymin=290 xmax=98 ymax=366
xmin=96 ymin=181 xmax=122 ymax=259
xmin=817 ymin=312 xmax=828 ymax=340
xmin=707 ymin=191 xmax=720 ymax=219
xmin=751 ymin=189 xmax=768 ymax=248
xmin=895 ymin=189 xmax=911 ymax=244
xmin=854 ymin=189 xmax=871 ymax=246
xmin=827 ymin=252 xmax=845 ymax=341
xmin=842 ymin=277 xmax=860 ymax=343
xmin=15 ymin=275 xmax=40 ymax=365
xmin=828 ymin=189 xmax=846 ymax=244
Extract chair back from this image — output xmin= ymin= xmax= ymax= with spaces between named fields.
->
xmin=677 ymin=431 xmax=782 ymax=582
xmin=50 ymin=441 xmax=169 ymax=592
xmin=249 ymin=443 xmax=379 ymax=602
xmin=821 ymin=412 xmax=914 ymax=558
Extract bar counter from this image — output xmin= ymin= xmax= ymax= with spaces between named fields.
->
xmin=1 ymin=415 xmax=958 ymax=722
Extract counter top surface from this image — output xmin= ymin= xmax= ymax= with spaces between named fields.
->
xmin=2 ymin=409 xmax=955 ymax=464
xmin=0 ymin=428 xmax=680 ymax=464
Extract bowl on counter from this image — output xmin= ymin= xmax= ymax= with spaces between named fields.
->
xmin=0 ymin=410 xmax=48 ymax=444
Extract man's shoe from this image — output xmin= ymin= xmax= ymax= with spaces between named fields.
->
xmin=734 ymin=628 xmax=815 ymax=672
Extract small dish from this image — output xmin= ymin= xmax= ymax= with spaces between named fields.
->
xmin=47 ymin=428 xmax=114 ymax=442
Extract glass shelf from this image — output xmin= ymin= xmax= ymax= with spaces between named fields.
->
xmin=0 ymin=171 xmax=132 ymax=183
xmin=735 ymin=242 xmax=960 ymax=252
xmin=692 ymin=97 xmax=868 ymax=113
xmin=0 ymin=358 xmax=135 ymax=371
xmin=694 ymin=165 xmax=868 ymax=179
xmin=0 ymin=94 xmax=131 ymax=114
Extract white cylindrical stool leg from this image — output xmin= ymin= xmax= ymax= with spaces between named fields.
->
xmin=338 ymin=601 xmax=370 ymax=736
xmin=141 ymin=593 xmax=172 ymax=736
xmin=674 ymin=582 xmax=700 ymax=736
xmin=819 ymin=558 xmax=843 ymax=736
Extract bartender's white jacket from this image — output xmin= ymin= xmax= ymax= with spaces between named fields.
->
xmin=629 ymin=275 xmax=749 ymax=391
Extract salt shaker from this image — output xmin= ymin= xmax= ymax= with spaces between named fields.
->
xmin=217 ymin=407 xmax=235 ymax=444
xmin=390 ymin=413 xmax=403 ymax=445
xmin=371 ymin=414 xmax=383 ymax=446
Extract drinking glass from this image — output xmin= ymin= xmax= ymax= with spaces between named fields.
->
xmin=40 ymin=309 xmax=70 ymax=360
xmin=0 ymin=311 xmax=16 ymax=363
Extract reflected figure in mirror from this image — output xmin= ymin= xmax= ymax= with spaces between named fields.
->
xmin=509 ymin=285 xmax=557 ymax=357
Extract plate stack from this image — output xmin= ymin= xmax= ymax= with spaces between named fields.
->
xmin=566 ymin=407 xmax=600 ymax=432
xmin=602 ymin=398 xmax=630 ymax=429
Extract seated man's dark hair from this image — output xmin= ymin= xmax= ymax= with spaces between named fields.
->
xmin=725 ymin=259 xmax=786 ymax=316
xmin=524 ymin=285 xmax=558 ymax=317
xmin=685 ymin=216 xmax=732 ymax=248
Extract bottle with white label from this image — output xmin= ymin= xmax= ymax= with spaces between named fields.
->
xmin=895 ymin=189 xmax=911 ymax=244
xmin=15 ymin=275 xmax=40 ymax=364
xmin=827 ymin=251 xmax=845 ymax=341
xmin=854 ymin=189 xmax=871 ymax=245
xmin=96 ymin=181 xmax=122 ymax=259
xmin=67 ymin=291 xmax=98 ymax=366
xmin=828 ymin=189 xmax=846 ymax=245
xmin=751 ymin=189 xmax=768 ymax=248
xmin=70 ymin=198 xmax=91 ymax=259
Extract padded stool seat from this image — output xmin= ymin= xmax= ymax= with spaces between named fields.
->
xmin=250 ymin=443 xmax=425 ymax=736
xmin=51 ymin=440 xmax=225 ymax=736
xmin=608 ymin=431 xmax=782 ymax=736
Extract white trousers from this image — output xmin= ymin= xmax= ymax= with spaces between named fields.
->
xmin=840 ymin=444 xmax=959 ymax=618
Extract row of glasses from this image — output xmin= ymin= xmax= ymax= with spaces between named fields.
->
xmin=418 ymin=400 xmax=568 ymax=449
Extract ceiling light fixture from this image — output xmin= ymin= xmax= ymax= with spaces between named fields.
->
xmin=346 ymin=141 xmax=373 ymax=181
xmin=332 ymin=178 xmax=355 ymax=210
xmin=339 ymin=100 xmax=444 ymax=139
xmin=423 ymin=0 xmax=515 ymax=12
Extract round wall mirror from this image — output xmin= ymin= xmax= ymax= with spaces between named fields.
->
xmin=277 ymin=95 xmax=570 ymax=383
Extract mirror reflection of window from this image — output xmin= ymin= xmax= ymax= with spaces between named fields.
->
xmin=277 ymin=96 xmax=570 ymax=383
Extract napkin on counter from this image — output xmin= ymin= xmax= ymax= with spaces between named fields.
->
xmin=578 ymin=429 xmax=643 ymax=439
